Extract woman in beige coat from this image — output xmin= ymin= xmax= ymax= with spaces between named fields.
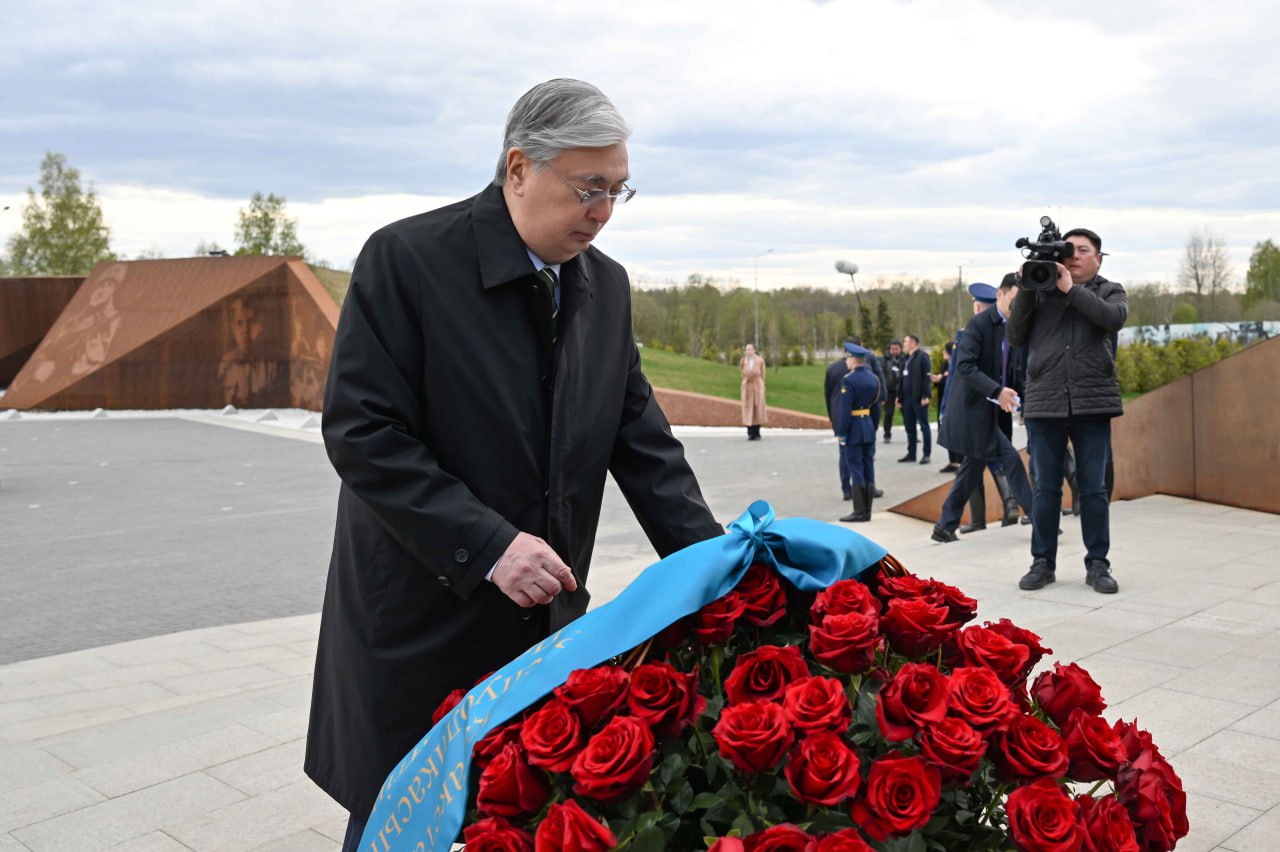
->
xmin=740 ymin=343 xmax=767 ymax=440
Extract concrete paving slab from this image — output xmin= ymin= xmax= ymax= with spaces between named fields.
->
xmin=1 ymin=413 xmax=1277 ymax=848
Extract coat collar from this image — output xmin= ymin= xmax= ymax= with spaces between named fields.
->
xmin=471 ymin=183 xmax=593 ymax=294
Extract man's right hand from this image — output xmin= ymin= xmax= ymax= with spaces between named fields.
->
xmin=491 ymin=532 xmax=578 ymax=608
xmin=996 ymin=387 xmax=1020 ymax=413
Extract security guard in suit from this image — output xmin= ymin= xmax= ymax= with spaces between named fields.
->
xmin=836 ymin=343 xmax=883 ymax=523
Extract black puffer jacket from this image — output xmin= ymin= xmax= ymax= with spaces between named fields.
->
xmin=1006 ymin=274 xmax=1127 ymax=418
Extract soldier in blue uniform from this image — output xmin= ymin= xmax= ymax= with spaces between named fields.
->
xmin=836 ymin=343 xmax=883 ymax=523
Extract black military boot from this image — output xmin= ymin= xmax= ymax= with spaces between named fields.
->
xmin=994 ymin=472 xmax=1019 ymax=527
xmin=840 ymin=486 xmax=869 ymax=523
xmin=959 ymin=483 xmax=986 ymax=534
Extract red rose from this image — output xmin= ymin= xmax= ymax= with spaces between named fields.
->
xmin=520 ymin=698 xmax=584 ymax=772
xmin=875 ymin=661 xmax=949 ymax=741
xmin=849 ymin=751 xmax=941 ymax=840
xmin=1006 ymin=777 xmax=1085 ymax=852
xmin=554 ymin=665 xmax=630 ymax=728
xmin=1111 ymin=718 xmax=1165 ymax=763
xmin=915 ymin=717 xmax=986 ymax=785
xmin=432 ymin=687 xmax=467 ymax=725
xmin=991 ymin=714 xmax=1069 ymax=783
xmin=985 ymin=618 xmax=1052 ymax=673
xmin=476 ymin=742 xmax=550 ymax=820
xmin=570 ymin=715 xmax=655 ymax=802
xmin=725 ymin=645 xmax=810 ymax=704
xmin=713 ymin=699 xmax=795 ymax=773
xmin=736 ymin=562 xmax=788 ymax=627
xmin=784 ymin=731 xmax=863 ymax=806
xmin=922 ymin=579 xmax=978 ymax=626
xmin=708 ymin=839 xmax=745 ymax=852
xmin=473 ymin=721 xmax=524 ymax=772
xmin=1063 ymin=709 xmax=1127 ymax=782
xmin=814 ymin=830 xmax=874 ymax=851
xmin=744 ymin=824 xmax=818 ymax=851
xmin=811 ymin=578 xmax=880 ymax=624
xmin=628 ymin=660 xmax=704 ymax=737
xmin=534 ymin=799 xmax=617 ymax=852
xmin=1031 ymin=663 xmax=1106 ymax=728
xmin=783 ymin=676 xmax=851 ymax=736
xmin=1076 ymin=795 xmax=1139 ymax=852
xmin=463 ymin=816 xmax=535 ymax=852
xmin=872 ymin=573 xmax=932 ymax=604
xmin=691 ymin=591 xmax=749 ymax=644
xmin=1117 ymin=749 xmax=1188 ymax=852
xmin=947 ymin=667 xmax=1016 ymax=734
xmin=955 ymin=625 xmax=1032 ymax=686
xmin=881 ymin=596 xmax=959 ymax=658
xmin=809 ymin=611 xmax=879 ymax=674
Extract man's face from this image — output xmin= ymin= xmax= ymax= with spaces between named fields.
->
xmin=996 ymin=285 xmax=1016 ymax=316
xmin=503 ymin=143 xmax=630 ymax=264
xmin=1065 ymin=235 xmax=1102 ymax=283
xmin=972 ymin=300 xmax=987 ymax=316
xmin=889 ymin=343 xmax=901 ymax=357
xmin=904 ymin=337 xmax=917 ymax=354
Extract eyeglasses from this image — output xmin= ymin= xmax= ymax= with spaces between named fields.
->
xmin=547 ymin=165 xmax=637 ymax=206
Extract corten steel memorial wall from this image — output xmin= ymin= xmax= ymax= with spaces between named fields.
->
xmin=653 ymin=387 xmax=830 ymax=430
xmin=0 ymin=276 xmax=84 ymax=387
xmin=890 ymin=335 xmax=1280 ymax=522
xmin=2 ymin=256 xmax=340 ymax=411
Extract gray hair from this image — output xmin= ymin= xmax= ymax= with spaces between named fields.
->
xmin=493 ymin=78 xmax=631 ymax=185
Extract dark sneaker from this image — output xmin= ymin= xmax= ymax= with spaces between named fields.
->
xmin=931 ymin=525 xmax=958 ymax=543
xmin=898 ymin=454 xmax=916 ymax=463
xmin=883 ymin=434 xmax=892 ymax=443
xmin=919 ymin=456 xmax=931 ymax=465
xmin=1019 ymin=558 xmax=1056 ymax=590
xmin=1019 ymin=515 xmax=1032 ymax=526
xmin=939 ymin=463 xmax=960 ymax=473
xmin=958 ymin=522 xmax=986 ymax=534
xmin=1086 ymin=560 xmax=1119 ymax=594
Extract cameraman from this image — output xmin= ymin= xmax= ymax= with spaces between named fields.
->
xmin=1007 ymin=228 xmax=1126 ymax=594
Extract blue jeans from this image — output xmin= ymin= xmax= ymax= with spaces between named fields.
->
xmin=1026 ymin=416 xmax=1112 ymax=568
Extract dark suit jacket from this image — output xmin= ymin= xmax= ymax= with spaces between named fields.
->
xmin=938 ymin=306 xmax=1013 ymax=459
xmin=305 ymin=183 xmax=721 ymax=819
xmin=901 ymin=349 xmax=932 ymax=404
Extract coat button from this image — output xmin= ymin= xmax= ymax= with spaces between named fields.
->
xmin=437 ymin=575 xmax=451 ymax=587
xmin=454 ymin=549 xmax=469 ymax=563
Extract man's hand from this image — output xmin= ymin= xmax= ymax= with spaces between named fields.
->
xmin=1055 ymin=262 xmax=1074 ymax=294
xmin=492 ymin=532 xmax=578 ymax=608
xmin=995 ymin=387 xmax=1020 ymax=413
xmin=897 ymin=399 xmax=904 ymax=409
xmin=921 ymin=397 xmax=930 ymax=407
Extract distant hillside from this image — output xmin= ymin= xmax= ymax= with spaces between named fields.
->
xmin=308 ymin=264 xmax=351 ymax=305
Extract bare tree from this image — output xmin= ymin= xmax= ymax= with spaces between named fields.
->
xmin=1178 ymin=228 xmax=1233 ymax=308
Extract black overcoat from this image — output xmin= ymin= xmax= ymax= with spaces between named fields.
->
xmin=305 ymin=184 xmax=722 ymax=819
xmin=937 ymin=306 xmax=1010 ymax=460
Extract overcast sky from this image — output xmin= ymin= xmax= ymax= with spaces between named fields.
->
xmin=3 ymin=0 xmax=1278 ymax=291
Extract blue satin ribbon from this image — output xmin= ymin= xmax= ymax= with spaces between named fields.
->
xmin=359 ymin=500 xmax=888 ymax=851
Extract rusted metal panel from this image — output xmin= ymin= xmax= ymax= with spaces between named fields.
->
xmin=1110 ymin=377 xmax=1196 ymax=502
xmin=2 ymin=257 xmax=338 ymax=411
xmin=653 ymin=387 xmax=830 ymax=429
xmin=0 ymin=276 xmax=84 ymax=386
xmin=1191 ymin=337 xmax=1280 ymax=513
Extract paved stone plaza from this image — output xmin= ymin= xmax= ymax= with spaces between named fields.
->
xmin=1 ymin=413 xmax=1278 ymax=850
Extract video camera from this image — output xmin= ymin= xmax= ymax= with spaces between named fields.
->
xmin=1015 ymin=216 xmax=1074 ymax=291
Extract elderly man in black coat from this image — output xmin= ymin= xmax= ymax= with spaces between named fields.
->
xmin=305 ymin=79 xmax=722 ymax=849
xmin=931 ymin=275 xmax=1033 ymax=543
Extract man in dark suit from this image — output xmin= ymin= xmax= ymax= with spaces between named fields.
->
xmin=897 ymin=333 xmax=932 ymax=464
xmin=306 ymin=79 xmax=722 ymax=850
xmin=931 ymin=274 xmax=1033 ymax=542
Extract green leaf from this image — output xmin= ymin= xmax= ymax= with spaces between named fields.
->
xmin=731 ymin=812 xmax=755 ymax=836
xmin=690 ymin=792 xmax=723 ymax=811
xmin=630 ymin=826 xmax=665 ymax=852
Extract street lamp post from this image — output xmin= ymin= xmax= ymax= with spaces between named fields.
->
xmin=753 ymin=248 xmax=773 ymax=347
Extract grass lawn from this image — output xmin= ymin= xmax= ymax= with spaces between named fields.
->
xmin=638 ymin=348 xmax=831 ymax=418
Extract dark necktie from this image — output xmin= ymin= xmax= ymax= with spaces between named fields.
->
xmin=537 ymin=266 xmax=559 ymax=340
